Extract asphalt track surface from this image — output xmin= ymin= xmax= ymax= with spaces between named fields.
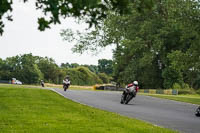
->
xmin=51 ymin=88 xmax=200 ymax=133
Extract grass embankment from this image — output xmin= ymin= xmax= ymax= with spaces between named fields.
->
xmin=0 ymin=84 xmax=177 ymax=133
xmin=140 ymin=93 xmax=200 ymax=105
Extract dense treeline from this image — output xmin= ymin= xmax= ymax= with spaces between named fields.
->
xmin=0 ymin=54 xmax=112 ymax=85
xmin=61 ymin=59 xmax=113 ymax=75
xmin=111 ymin=0 xmax=200 ymax=90
xmin=2 ymin=0 xmax=200 ymax=90
xmin=61 ymin=0 xmax=200 ymax=90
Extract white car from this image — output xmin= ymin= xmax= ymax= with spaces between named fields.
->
xmin=15 ymin=80 xmax=22 ymax=85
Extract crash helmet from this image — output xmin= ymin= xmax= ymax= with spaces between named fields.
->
xmin=133 ymin=81 xmax=138 ymax=86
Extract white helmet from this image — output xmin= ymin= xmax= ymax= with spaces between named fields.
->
xmin=133 ymin=81 xmax=138 ymax=86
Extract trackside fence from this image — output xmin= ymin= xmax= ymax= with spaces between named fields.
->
xmin=139 ymin=89 xmax=178 ymax=95
xmin=0 ymin=80 xmax=11 ymax=84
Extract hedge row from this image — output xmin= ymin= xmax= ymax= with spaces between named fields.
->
xmin=65 ymin=67 xmax=109 ymax=86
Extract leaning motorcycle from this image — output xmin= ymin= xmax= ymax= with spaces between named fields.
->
xmin=195 ymin=106 xmax=200 ymax=117
xmin=120 ymin=86 xmax=136 ymax=104
xmin=63 ymin=83 xmax=70 ymax=91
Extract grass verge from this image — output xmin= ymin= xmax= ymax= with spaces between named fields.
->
xmin=140 ymin=93 xmax=200 ymax=105
xmin=0 ymin=84 xmax=177 ymax=133
xmin=45 ymin=83 xmax=93 ymax=90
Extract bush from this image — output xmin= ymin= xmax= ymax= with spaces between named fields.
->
xmin=196 ymin=89 xmax=200 ymax=95
xmin=182 ymin=83 xmax=190 ymax=89
xmin=172 ymin=83 xmax=196 ymax=94
xmin=65 ymin=67 xmax=103 ymax=86
xmin=172 ymin=83 xmax=190 ymax=90
xmin=172 ymin=83 xmax=182 ymax=90
xmin=76 ymin=67 xmax=102 ymax=85
xmin=66 ymin=68 xmax=85 ymax=85
xmin=98 ymin=73 xmax=110 ymax=84
xmin=178 ymin=89 xmax=196 ymax=95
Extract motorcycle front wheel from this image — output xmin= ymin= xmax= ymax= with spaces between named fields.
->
xmin=120 ymin=94 xmax=125 ymax=104
xmin=125 ymin=95 xmax=134 ymax=104
xmin=63 ymin=85 xmax=68 ymax=91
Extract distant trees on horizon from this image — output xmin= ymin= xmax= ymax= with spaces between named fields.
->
xmin=0 ymin=53 xmax=112 ymax=85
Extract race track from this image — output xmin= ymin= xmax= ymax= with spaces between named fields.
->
xmin=51 ymin=88 xmax=200 ymax=133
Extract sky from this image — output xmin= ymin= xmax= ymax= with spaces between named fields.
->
xmin=0 ymin=0 xmax=114 ymax=66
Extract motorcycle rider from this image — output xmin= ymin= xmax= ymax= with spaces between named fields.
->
xmin=122 ymin=81 xmax=139 ymax=102
xmin=41 ymin=80 xmax=45 ymax=87
xmin=63 ymin=76 xmax=71 ymax=91
xmin=195 ymin=106 xmax=200 ymax=117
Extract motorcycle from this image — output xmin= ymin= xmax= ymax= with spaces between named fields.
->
xmin=195 ymin=106 xmax=200 ymax=117
xmin=63 ymin=79 xmax=70 ymax=91
xmin=63 ymin=83 xmax=70 ymax=91
xmin=120 ymin=86 xmax=137 ymax=104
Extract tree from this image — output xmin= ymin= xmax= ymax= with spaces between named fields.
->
xmin=98 ymin=73 xmax=110 ymax=84
xmin=83 ymin=64 xmax=98 ymax=74
xmin=36 ymin=57 xmax=60 ymax=84
xmin=61 ymin=62 xmax=99 ymax=73
xmin=0 ymin=0 xmax=155 ymax=35
xmin=60 ymin=62 xmax=71 ymax=68
xmin=65 ymin=66 xmax=102 ymax=85
xmin=0 ymin=58 xmax=12 ymax=80
xmin=61 ymin=0 xmax=200 ymax=89
xmin=3 ymin=54 xmax=43 ymax=84
xmin=98 ymin=59 xmax=113 ymax=75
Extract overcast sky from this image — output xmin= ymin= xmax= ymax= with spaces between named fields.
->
xmin=0 ymin=0 xmax=113 ymax=65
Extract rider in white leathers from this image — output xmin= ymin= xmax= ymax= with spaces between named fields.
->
xmin=122 ymin=81 xmax=139 ymax=101
xmin=63 ymin=76 xmax=71 ymax=91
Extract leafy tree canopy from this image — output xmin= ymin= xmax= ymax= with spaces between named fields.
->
xmin=61 ymin=0 xmax=200 ymax=89
xmin=98 ymin=59 xmax=113 ymax=75
xmin=0 ymin=54 xmax=111 ymax=85
xmin=0 ymin=0 xmax=154 ymax=35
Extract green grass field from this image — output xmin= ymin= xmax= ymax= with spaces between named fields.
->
xmin=140 ymin=93 xmax=200 ymax=105
xmin=0 ymin=84 xmax=177 ymax=133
